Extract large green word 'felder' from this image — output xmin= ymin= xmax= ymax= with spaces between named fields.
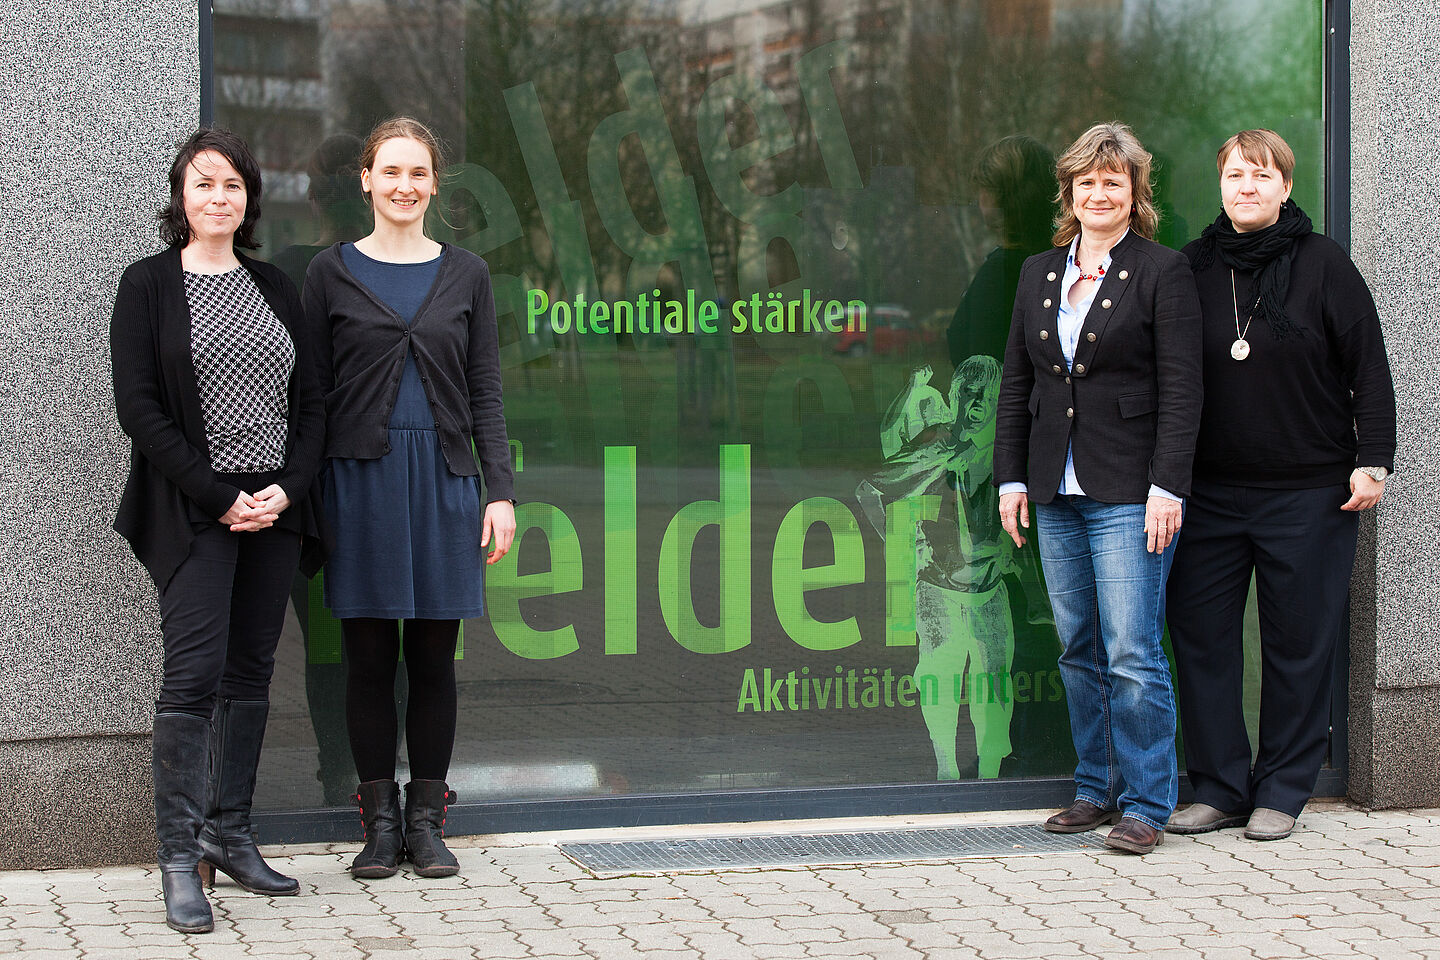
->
xmin=486 ymin=445 xmax=936 ymax=660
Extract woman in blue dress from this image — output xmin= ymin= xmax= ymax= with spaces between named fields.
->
xmin=304 ymin=117 xmax=516 ymax=879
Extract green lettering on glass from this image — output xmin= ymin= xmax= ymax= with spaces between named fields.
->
xmin=795 ymin=41 xmax=862 ymax=191
xmin=503 ymin=81 xmax=602 ymax=299
xmin=605 ymin=446 xmax=638 ymax=654
xmin=697 ymin=73 xmax=800 ymax=225
xmin=772 ymin=497 xmax=864 ymax=651
xmin=658 ymin=444 xmax=751 ymax=653
xmin=883 ymin=496 xmax=941 ymax=646
xmin=588 ymin=48 xmax=716 ymax=300
xmin=487 ymin=502 xmax=583 ymax=660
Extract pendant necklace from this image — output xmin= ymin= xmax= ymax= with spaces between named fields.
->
xmin=1230 ymin=269 xmax=1254 ymax=361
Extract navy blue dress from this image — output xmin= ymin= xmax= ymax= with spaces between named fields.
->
xmin=322 ymin=244 xmax=486 ymax=619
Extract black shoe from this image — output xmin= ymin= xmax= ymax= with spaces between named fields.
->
xmin=1044 ymin=799 xmax=1120 ymax=833
xmin=199 ymin=699 xmax=299 ymax=896
xmin=404 ymin=780 xmax=460 ymax=878
xmin=153 ymin=712 xmax=215 ymax=933
xmin=352 ymin=780 xmax=404 ymax=879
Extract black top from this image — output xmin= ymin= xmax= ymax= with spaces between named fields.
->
xmin=340 ymin=243 xmax=441 ymax=429
xmin=994 ymin=231 xmax=1204 ymax=503
xmin=1182 ymin=232 xmax=1396 ymax=488
xmin=302 ymin=242 xmax=515 ymax=502
xmin=948 ymin=245 xmax=1028 ymax=368
xmin=110 ymin=246 xmax=326 ymax=588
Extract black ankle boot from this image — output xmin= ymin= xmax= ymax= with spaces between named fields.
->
xmin=404 ymin=780 xmax=459 ymax=878
xmin=352 ymin=780 xmax=404 ymax=879
xmin=153 ymin=712 xmax=215 ymax=933
xmin=199 ymin=699 xmax=299 ymax=896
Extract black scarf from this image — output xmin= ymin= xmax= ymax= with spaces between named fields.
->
xmin=1188 ymin=199 xmax=1313 ymax=340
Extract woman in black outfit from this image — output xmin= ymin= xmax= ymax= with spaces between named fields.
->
xmin=110 ymin=129 xmax=324 ymax=932
xmin=304 ymin=117 xmax=515 ymax=880
xmin=1166 ymin=129 xmax=1396 ymax=841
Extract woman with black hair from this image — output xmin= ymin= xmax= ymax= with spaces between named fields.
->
xmin=110 ymin=129 xmax=324 ymax=931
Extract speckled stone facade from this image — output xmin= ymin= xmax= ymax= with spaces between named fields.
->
xmin=1347 ymin=0 xmax=1440 ymax=809
xmin=0 ymin=2 xmax=197 ymax=868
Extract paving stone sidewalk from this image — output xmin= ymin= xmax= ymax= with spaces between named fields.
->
xmin=2 ymin=801 xmax=1437 ymax=960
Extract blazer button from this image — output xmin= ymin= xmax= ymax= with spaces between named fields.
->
xmin=1052 ymin=364 xmax=1062 ymax=374
xmin=1066 ymin=407 xmax=1074 ymax=418
xmin=1043 ymin=298 xmax=1052 ymax=308
xmin=434 ymin=421 xmax=441 ymax=428
xmin=1074 ymin=363 xmax=1086 ymax=374
xmin=1101 ymin=299 xmax=1112 ymax=309
xmin=1087 ymin=332 xmax=1096 ymax=342
xmin=1040 ymin=330 xmax=1050 ymax=340
xmin=1119 ymin=270 xmax=1129 ymax=280
xmin=1065 ymin=376 xmax=1071 ymax=384
xmin=1047 ymin=271 xmax=1057 ymax=281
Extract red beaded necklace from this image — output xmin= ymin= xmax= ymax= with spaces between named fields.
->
xmin=1073 ymin=255 xmax=1106 ymax=284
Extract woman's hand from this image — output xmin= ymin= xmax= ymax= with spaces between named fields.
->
xmin=999 ymin=491 xmax=1030 ymax=548
xmin=220 ymin=491 xmax=268 ymax=532
xmin=482 ymin=499 xmax=517 ymax=565
xmin=1341 ymin=469 xmax=1386 ymax=511
xmin=1145 ymin=495 xmax=1183 ymax=553
xmin=219 ymin=485 xmax=288 ymax=532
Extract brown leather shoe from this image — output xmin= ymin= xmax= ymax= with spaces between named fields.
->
xmin=1104 ymin=816 xmax=1165 ymax=854
xmin=1044 ymin=799 xmax=1120 ymax=833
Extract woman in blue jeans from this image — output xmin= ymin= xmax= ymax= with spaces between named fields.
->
xmin=994 ymin=123 xmax=1203 ymax=854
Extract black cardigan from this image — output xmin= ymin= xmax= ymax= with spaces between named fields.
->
xmin=302 ymin=242 xmax=515 ymax=503
xmin=1182 ymin=232 xmax=1396 ymax=487
xmin=994 ymin=231 xmax=1204 ymax=503
xmin=110 ymin=245 xmax=326 ymax=588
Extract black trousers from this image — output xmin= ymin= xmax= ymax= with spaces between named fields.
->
xmin=1166 ymin=481 xmax=1357 ymax=818
xmin=156 ymin=525 xmax=302 ymax=717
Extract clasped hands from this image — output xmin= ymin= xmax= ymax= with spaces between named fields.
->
xmin=218 ymin=484 xmax=290 ymax=532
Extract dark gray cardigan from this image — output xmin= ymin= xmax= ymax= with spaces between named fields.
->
xmin=110 ymin=245 xmax=326 ymax=588
xmin=302 ymin=242 xmax=515 ymax=503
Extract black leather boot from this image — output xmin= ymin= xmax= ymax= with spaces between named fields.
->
xmin=199 ymin=699 xmax=299 ymax=895
xmin=153 ymin=711 xmax=215 ymax=933
xmin=352 ymin=780 xmax=404 ymax=879
xmin=404 ymin=780 xmax=459 ymax=878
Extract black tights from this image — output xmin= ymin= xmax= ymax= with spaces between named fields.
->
xmin=343 ymin=618 xmax=458 ymax=782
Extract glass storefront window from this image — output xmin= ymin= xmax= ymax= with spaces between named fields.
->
xmin=213 ymin=0 xmax=1326 ymax=812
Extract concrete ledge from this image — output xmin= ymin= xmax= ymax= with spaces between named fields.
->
xmin=0 ymin=736 xmax=153 ymax=870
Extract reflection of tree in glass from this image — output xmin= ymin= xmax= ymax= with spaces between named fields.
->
xmin=857 ymin=355 xmax=1019 ymax=780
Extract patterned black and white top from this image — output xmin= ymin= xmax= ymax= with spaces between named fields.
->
xmin=184 ymin=266 xmax=295 ymax=472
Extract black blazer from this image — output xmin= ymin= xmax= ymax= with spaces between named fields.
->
xmin=110 ymin=245 xmax=326 ymax=588
xmin=994 ymin=231 xmax=1203 ymax=504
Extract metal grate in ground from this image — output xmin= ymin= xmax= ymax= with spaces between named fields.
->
xmin=560 ymin=823 xmax=1103 ymax=873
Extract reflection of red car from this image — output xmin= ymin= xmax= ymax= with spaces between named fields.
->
xmin=833 ymin=304 xmax=935 ymax=357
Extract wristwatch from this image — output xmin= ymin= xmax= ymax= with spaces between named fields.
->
xmin=1357 ymin=466 xmax=1390 ymax=483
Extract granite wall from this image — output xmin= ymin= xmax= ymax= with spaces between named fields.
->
xmin=0 ymin=2 xmax=199 ymax=868
xmin=1347 ymin=0 xmax=1440 ymax=809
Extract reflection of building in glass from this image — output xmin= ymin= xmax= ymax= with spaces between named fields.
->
xmin=214 ymin=0 xmax=325 ymax=249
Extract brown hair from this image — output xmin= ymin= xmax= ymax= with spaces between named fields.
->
xmin=1216 ymin=129 xmax=1295 ymax=184
xmin=1052 ymin=122 xmax=1158 ymax=246
xmin=359 ymin=116 xmax=449 ymax=203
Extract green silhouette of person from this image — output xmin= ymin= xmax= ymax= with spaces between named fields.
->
xmin=858 ymin=355 xmax=1018 ymax=779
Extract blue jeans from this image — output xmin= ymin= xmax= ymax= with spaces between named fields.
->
xmin=1034 ymin=495 xmax=1178 ymax=829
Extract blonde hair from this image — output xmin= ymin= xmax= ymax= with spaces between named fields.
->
xmin=1216 ymin=129 xmax=1295 ymax=184
xmin=1052 ymin=122 xmax=1158 ymax=246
